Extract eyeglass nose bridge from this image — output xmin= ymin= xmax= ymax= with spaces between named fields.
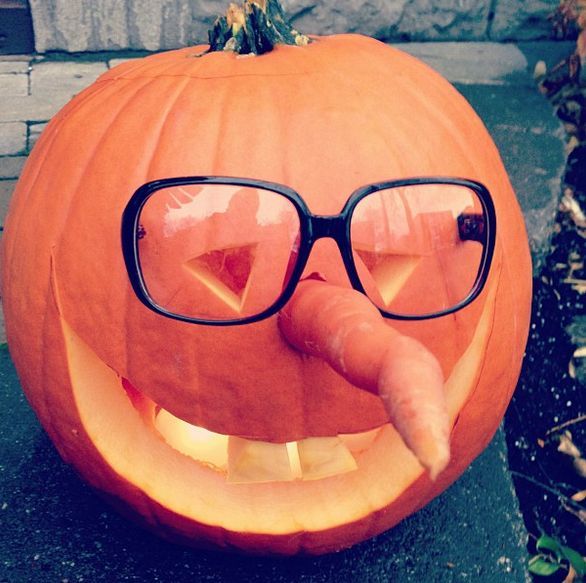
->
xmin=308 ymin=214 xmax=347 ymax=241
xmin=301 ymin=213 xmax=361 ymax=289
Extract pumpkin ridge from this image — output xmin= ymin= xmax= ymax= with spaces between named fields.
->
xmin=2 ymin=81 xmax=115 ymax=271
xmin=50 ymin=78 xmax=159 ymax=255
xmin=36 ymin=78 xmax=156 ymax=243
xmin=123 ymin=75 xmax=195 ymax=385
xmin=489 ymin=253 xmax=530 ymax=411
xmin=458 ymin=258 xmax=503 ymax=412
xmin=3 ymin=74 xmax=155 ymax=422
xmin=208 ymin=77 xmax=246 ymax=177
xmin=311 ymin=40 xmax=480 ymax=182
xmin=49 ymin=76 xmax=187 ymax=377
xmin=142 ymin=77 xmax=194 ymax=181
xmin=347 ymin=42 xmax=487 ymax=180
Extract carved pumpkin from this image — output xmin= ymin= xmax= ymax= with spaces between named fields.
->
xmin=0 ymin=2 xmax=531 ymax=555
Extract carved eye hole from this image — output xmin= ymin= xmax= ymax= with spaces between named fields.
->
xmin=183 ymin=245 xmax=258 ymax=313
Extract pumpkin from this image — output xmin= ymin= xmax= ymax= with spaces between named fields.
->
xmin=0 ymin=0 xmax=531 ymax=555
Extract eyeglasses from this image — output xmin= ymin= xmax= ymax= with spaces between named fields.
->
xmin=121 ymin=176 xmax=496 ymax=326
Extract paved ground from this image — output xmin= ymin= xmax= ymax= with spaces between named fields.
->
xmin=0 ymin=41 xmax=571 ymax=582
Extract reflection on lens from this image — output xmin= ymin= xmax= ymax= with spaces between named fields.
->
xmin=137 ymin=184 xmax=301 ymax=321
xmin=350 ymin=183 xmax=485 ymax=316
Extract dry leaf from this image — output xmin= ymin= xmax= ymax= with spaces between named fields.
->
xmin=562 ymin=500 xmax=586 ymax=524
xmin=579 ymin=29 xmax=586 ymax=59
xmin=568 ymin=251 xmax=582 ymax=262
xmin=558 ymin=432 xmax=582 ymax=458
xmin=573 ymin=457 xmax=586 ymax=478
xmin=569 ymin=359 xmax=576 ymax=378
xmin=566 ymin=135 xmax=580 ymax=155
xmin=562 ymin=564 xmax=577 ymax=583
xmin=565 ymin=280 xmax=586 ymax=294
xmin=560 ymin=189 xmax=586 ymax=228
xmin=534 ymin=60 xmax=547 ymax=79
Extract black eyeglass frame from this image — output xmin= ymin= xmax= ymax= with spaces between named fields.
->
xmin=121 ymin=176 xmax=496 ymax=326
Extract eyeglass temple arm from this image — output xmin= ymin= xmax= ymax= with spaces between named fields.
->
xmin=457 ymin=213 xmax=486 ymax=244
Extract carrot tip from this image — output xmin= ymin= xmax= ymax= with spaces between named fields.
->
xmin=419 ymin=437 xmax=451 ymax=481
xmin=377 ymin=340 xmax=451 ymax=481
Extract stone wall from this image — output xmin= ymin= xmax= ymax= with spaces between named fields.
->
xmin=29 ymin=0 xmax=560 ymax=53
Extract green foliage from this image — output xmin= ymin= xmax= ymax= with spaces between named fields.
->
xmin=528 ymin=534 xmax=586 ymax=579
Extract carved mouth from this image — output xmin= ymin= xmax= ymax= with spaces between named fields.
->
xmin=122 ymin=375 xmax=381 ymax=483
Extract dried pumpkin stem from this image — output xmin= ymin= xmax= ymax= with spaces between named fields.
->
xmin=208 ymin=0 xmax=310 ymax=55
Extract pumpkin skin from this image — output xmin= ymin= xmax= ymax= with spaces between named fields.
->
xmin=0 ymin=34 xmax=532 ymax=554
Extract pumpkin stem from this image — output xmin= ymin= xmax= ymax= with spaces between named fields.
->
xmin=208 ymin=0 xmax=310 ymax=55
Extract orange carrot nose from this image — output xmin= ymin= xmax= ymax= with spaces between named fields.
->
xmin=278 ymin=279 xmax=450 ymax=480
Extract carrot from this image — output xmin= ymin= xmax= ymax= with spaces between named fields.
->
xmin=278 ymin=279 xmax=450 ymax=480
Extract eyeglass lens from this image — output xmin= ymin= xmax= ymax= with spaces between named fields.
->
xmin=350 ymin=183 xmax=485 ymax=316
xmin=137 ymin=184 xmax=301 ymax=321
xmin=136 ymin=182 xmax=487 ymax=321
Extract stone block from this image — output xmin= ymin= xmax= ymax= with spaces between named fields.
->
xmin=0 ymin=74 xmax=28 ymax=97
xmin=0 ymin=123 xmax=27 ymax=156
xmin=29 ymin=0 xmax=193 ymax=52
xmin=0 ymin=180 xmax=17 ymax=227
xmin=30 ymin=61 xmax=108 ymax=99
xmin=0 ymin=61 xmax=30 ymax=74
xmin=28 ymin=0 xmax=563 ymax=52
xmin=491 ymin=0 xmax=559 ymax=40
xmin=28 ymin=123 xmax=48 ymax=152
xmin=396 ymin=42 xmax=528 ymax=84
xmin=0 ymin=55 xmax=30 ymax=62
xmin=273 ymin=0 xmax=491 ymax=41
xmin=0 ymin=62 xmax=110 ymax=124
xmin=0 ymin=96 xmax=63 ymax=123
xmin=0 ymin=156 xmax=27 ymax=180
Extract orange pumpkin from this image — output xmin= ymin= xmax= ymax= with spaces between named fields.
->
xmin=0 ymin=3 xmax=531 ymax=555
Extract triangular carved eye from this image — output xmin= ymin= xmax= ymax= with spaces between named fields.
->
xmin=353 ymin=248 xmax=421 ymax=306
xmin=183 ymin=245 xmax=258 ymax=313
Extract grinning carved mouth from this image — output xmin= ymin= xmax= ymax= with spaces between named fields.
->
xmin=122 ymin=375 xmax=382 ymax=484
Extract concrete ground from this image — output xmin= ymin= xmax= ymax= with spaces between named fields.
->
xmin=0 ymin=41 xmax=571 ymax=582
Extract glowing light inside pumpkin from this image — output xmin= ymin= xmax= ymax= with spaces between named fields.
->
xmin=154 ymin=408 xmax=229 ymax=470
xmin=183 ymin=245 xmax=257 ymax=313
xmin=353 ymin=249 xmax=421 ymax=305
xmin=154 ymin=407 xmax=375 ymax=483
xmin=286 ymin=441 xmax=303 ymax=480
